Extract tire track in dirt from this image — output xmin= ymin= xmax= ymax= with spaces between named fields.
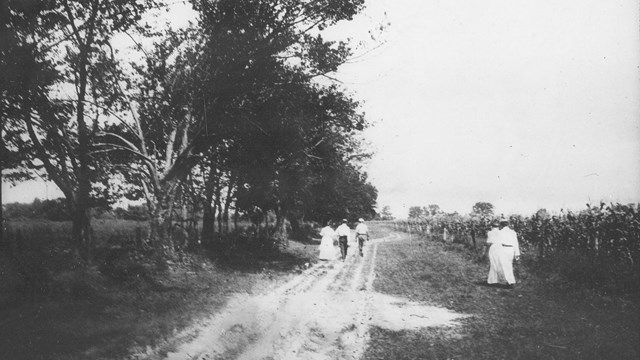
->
xmin=264 ymin=240 xmax=379 ymax=360
xmin=154 ymin=236 xmax=377 ymax=360
xmin=132 ymin=228 xmax=467 ymax=360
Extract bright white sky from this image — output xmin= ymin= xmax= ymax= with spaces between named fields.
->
xmin=3 ymin=0 xmax=639 ymax=218
xmin=328 ymin=0 xmax=640 ymax=217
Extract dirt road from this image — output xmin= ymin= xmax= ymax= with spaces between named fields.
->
xmin=134 ymin=231 xmax=466 ymax=360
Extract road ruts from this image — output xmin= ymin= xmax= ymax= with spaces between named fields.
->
xmin=149 ymin=234 xmax=384 ymax=360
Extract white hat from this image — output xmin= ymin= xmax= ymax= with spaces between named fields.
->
xmin=358 ymin=218 xmax=365 ymax=222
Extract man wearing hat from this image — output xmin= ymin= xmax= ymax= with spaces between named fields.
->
xmin=355 ymin=218 xmax=369 ymax=257
xmin=335 ymin=219 xmax=351 ymax=261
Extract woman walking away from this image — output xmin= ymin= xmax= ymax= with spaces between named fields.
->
xmin=318 ymin=221 xmax=337 ymax=261
xmin=498 ymin=218 xmax=521 ymax=288
xmin=484 ymin=220 xmax=504 ymax=286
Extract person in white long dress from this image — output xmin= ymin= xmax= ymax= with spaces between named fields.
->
xmin=484 ymin=220 xmax=504 ymax=285
xmin=498 ymin=218 xmax=521 ymax=286
xmin=318 ymin=221 xmax=337 ymax=260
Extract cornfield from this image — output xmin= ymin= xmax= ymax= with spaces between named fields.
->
xmin=393 ymin=202 xmax=640 ymax=270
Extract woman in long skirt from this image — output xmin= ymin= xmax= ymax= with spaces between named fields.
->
xmin=318 ymin=221 xmax=337 ymax=261
xmin=498 ymin=219 xmax=521 ymax=286
xmin=484 ymin=220 xmax=504 ymax=285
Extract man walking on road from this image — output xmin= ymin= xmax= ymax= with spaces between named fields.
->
xmin=355 ymin=218 xmax=369 ymax=257
xmin=336 ymin=219 xmax=351 ymax=261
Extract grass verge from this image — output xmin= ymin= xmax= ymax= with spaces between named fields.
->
xmin=0 ymin=239 xmax=319 ymax=360
xmin=364 ymin=225 xmax=639 ymax=360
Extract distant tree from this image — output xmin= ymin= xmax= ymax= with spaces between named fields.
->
xmin=408 ymin=206 xmax=425 ymax=219
xmin=535 ymin=208 xmax=550 ymax=219
xmin=379 ymin=205 xmax=394 ymax=220
xmin=472 ymin=202 xmax=494 ymax=218
xmin=426 ymin=204 xmax=441 ymax=216
xmin=3 ymin=198 xmax=69 ymax=220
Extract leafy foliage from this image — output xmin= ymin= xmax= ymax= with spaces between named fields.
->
xmin=2 ymin=0 xmax=162 ymax=261
xmin=3 ymin=0 xmax=379 ymax=257
xmin=471 ymin=201 xmax=494 ymax=218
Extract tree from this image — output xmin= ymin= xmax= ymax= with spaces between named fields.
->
xmin=228 ymin=77 xmax=373 ymax=238
xmin=2 ymin=0 xmax=159 ymax=262
xmin=426 ymin=204 xmax=441 ymax=216
xmin=379 ymin=205 xmax=394 ymax=220
xmin=472 ymin=202 xmax=494 ymax=218
xmin=100 ymin=0 xmax=372 ymax=250
xmin=535 ymin=208 xmax=549 ymax=219
xmin=408 ymin=206 xmax=425 ymax=219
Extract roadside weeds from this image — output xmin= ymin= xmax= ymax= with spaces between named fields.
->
xmin=0 ymin=240 xmax=318 ymax=360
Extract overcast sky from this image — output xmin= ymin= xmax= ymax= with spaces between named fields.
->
xmin=327 ymin=0 xmax=640 ymax=217
xmin=3 ymin=0 xmax=639 ymax=218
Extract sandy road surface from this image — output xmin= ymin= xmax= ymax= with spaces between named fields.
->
xmin=133 ymin=230 xmax=466 ymax=360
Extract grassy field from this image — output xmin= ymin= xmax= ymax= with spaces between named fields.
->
xmin=0 ymin=219 xmax=320 ymax=360
xmin=364 ymin=224 xmax=639 ymax=360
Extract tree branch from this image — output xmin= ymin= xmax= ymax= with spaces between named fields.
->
xmin=24 ymin=104 xmax=75 ymax=201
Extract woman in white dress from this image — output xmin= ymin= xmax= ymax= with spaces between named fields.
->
xmin=318 ymin=221 xmax=337 ymax=260
xmin=484 ymin=220 xmax=504 ymax=285
xmin=498 ymin=218 xmax=521 ymax=286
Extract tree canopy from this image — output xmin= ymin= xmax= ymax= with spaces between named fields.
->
xmin=2 ymin=0 xmax=379 ymax=258
xmin=471 ymin=202 xmax=494 ymax=218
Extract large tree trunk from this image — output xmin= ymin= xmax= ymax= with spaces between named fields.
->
xmin=146 ymin=182 xmax=178 ymax=258
xmin=75 ymin=92 xmax=93 ymax=263
xmin=222 ymin=180 xmax=235 ymax=234
xmin=72 ymin=0 xmax=99 ymax=264
xmin=233 ymin=206 xmax=239 ymax=232
xmin=71 ymin=205 xmax=93 ymax=262
xmin=201 ymin=201 xmax=215 ymax=247
xmin=216 ymin=198 xmax=223 ymax=235
xmin=290 ymin=217 xmax=301 ymax=240
xmin=149 ymin=206 xmax=174 ymax=258
xmin=214 ymin=178 xmax=223 ymax=236
xmin=273 ymin=206 xmax=289 ymax=247
xmin=201 ymin=175 xmax=216 ymax=247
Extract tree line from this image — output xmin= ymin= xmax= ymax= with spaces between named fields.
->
xmin=1 ymin=0 xmax=378 ymax=263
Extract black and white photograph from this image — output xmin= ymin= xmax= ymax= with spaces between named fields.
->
xmin=1 ymin=0 xmax=639 ymax=359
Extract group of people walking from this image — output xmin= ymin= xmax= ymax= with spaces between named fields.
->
xmin=318 ymin=216 xmax=521 ymax=287
xmin=318 ymin=218 xmax=369 ymax=261
xmin=483 ymin=218 xmax=521 ymax=288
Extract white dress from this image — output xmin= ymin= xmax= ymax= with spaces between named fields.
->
xmin=318 ymin=226 xmax=337 ymax=260
xmin=486 ymin=227 xmax=504 ymax=284
xmin=498 ymin=227 xmax=520 ymax=285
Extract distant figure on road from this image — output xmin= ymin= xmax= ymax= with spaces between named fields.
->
xmin=355 ymin=218 xmax=369 ymax=257
xmin=336 ymin=219 xmax=351 ymax=261
xmin=318 ymin=221 xmax=337 ymax=261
